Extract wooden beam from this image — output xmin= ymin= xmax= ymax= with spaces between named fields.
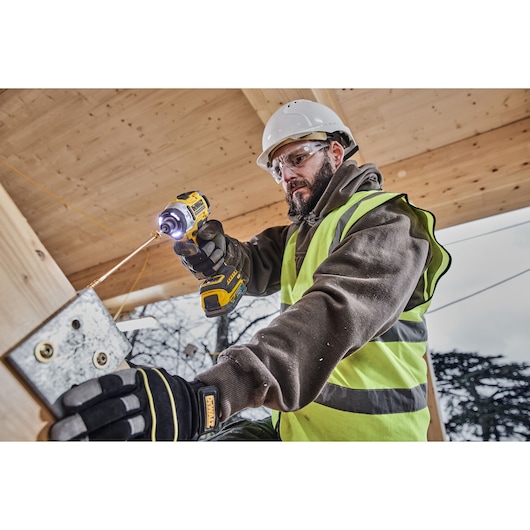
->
xmin=310 ymin=88 xmax=366 ymax=165
xmin=241 ymin=88 xmax=351 ymax=126
xmin=0 ymin=183 xmax=76 ymax=440
xmin=382 ymin=117 xmax=530 ymax=228
xmin=241 ymin=88 xmax=313 ymax=124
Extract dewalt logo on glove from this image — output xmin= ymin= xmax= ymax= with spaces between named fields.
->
xmin=198 ymin=386 xmax=220 ymax=434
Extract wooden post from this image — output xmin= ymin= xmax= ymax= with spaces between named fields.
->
xmin=425 ymin=352 xmax=447 ymax=441
xmin=0 ymin=183 xmax=76 ymax=440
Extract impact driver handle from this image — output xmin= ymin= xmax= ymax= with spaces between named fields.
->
xmin=199 ymin=263 xmax=246 ymax=317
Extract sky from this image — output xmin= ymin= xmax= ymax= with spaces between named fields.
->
xmin=427 ymin=205 xmax=530 ymax=366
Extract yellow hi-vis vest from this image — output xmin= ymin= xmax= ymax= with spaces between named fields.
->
xmin=273 ymin=191 xmax=451 ymax=441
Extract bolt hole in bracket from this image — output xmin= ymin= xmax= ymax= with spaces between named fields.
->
xmin=5 ymin=288 xmax=131 ymax=419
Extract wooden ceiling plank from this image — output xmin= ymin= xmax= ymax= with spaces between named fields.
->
xmin=335 ymin=89 xmax=530 ymax=167
xmin=430 ymin=180 xmax=530 ymax=229
xmin=382 ymin=117 xmax=530 ymax=225
xmin=1 ymin=89 xmax=276 ymax=276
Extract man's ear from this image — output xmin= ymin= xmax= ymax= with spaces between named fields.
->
xmin=329 ymin=141 xmax=345 ymax=169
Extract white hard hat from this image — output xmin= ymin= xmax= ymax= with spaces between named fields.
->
xmin=256 ymin=99 xmax=358 ymax=171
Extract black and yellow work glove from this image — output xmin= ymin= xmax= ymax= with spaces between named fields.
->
xmin=49 ymin=367 xmax=219 ymax=441
xmin=173 ymin=219 xmax=226 ymax=279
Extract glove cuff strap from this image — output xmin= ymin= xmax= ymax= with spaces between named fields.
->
xmin=196 ymin=385 xmax=220 ymax=436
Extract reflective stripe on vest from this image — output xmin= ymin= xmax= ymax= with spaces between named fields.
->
xmin=274 ymin=191 xmax=451 ymax=441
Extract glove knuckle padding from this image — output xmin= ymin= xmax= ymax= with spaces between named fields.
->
xmin=81 ymin=395 xmax=141 ymax=434
xmin=173 ymin=241 xmax=199 ymax=257
xmin=128 ymin=415 xmax=146 ymax=436
xmin=211 ymin=233 xmax=226 ymax=255
xmin=121 ymin=393 xmax=141 ymax=412
xmin=210 ymin=249 xmax=224 ymax=267
xmin=198 ymin=219 xmax=224 ymax=240
xmin=49 ymin=413 xmax=87 ymax=441
xmin=62 ymin=379 xmax=103 ymax=409
xmin=62 ymin=369 xmax=137 ymax=410
xmin=202 ymin=241 xmax=216 ymax=257
xmin=186 ymin=243 xmax=214 ymax=265
xmin=86 ymin=415 xmax=145 ymax=441
xmin=185 ymin=244 xmax=225 ymax=277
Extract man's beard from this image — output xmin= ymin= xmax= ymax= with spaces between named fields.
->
xmin=286 ymin=156 xmax=334 ymax=218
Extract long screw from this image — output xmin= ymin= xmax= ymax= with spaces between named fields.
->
xmin=88 ymin=231 xmax=162 ymax=289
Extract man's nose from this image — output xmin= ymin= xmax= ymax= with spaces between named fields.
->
xmin=280 ymin=164 xmax=298 ymax=183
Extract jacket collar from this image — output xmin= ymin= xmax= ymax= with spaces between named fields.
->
xmin=288 ymin=160 xmax=384 ymax=225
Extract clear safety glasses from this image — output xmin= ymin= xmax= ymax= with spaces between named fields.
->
xmin=269 ymin=141 xmax=329 ymax=183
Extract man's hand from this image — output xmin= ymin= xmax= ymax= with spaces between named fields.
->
xmin=173 ymin=219 xmax=227 ymax=279
xmin=49 ymin=367 xmax=219 ymax=441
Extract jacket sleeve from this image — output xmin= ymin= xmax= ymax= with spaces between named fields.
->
xmin=224 ymin=225 xmax=290 ymax=297
xmin=197 ymin=198 xmax=432 ymax=420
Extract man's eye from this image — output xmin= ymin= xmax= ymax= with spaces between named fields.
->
xmin=290 ymin=152 xmax=308 ymax=167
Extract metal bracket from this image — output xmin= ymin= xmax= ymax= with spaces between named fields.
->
xmin=5 ymin=288 xmax=132 ymax=418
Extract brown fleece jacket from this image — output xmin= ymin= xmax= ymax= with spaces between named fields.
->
xmin=197 ymin=160 xmax=432 ymax=421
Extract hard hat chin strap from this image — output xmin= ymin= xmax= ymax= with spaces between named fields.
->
xmin=326 ymin=131 xmax=359 ymax=161
xmin=344 ymin=144 xmax=360 ymax=161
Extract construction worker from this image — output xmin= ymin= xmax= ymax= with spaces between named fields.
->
xmin=50 ymin=99 xmax=451 ymax=442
